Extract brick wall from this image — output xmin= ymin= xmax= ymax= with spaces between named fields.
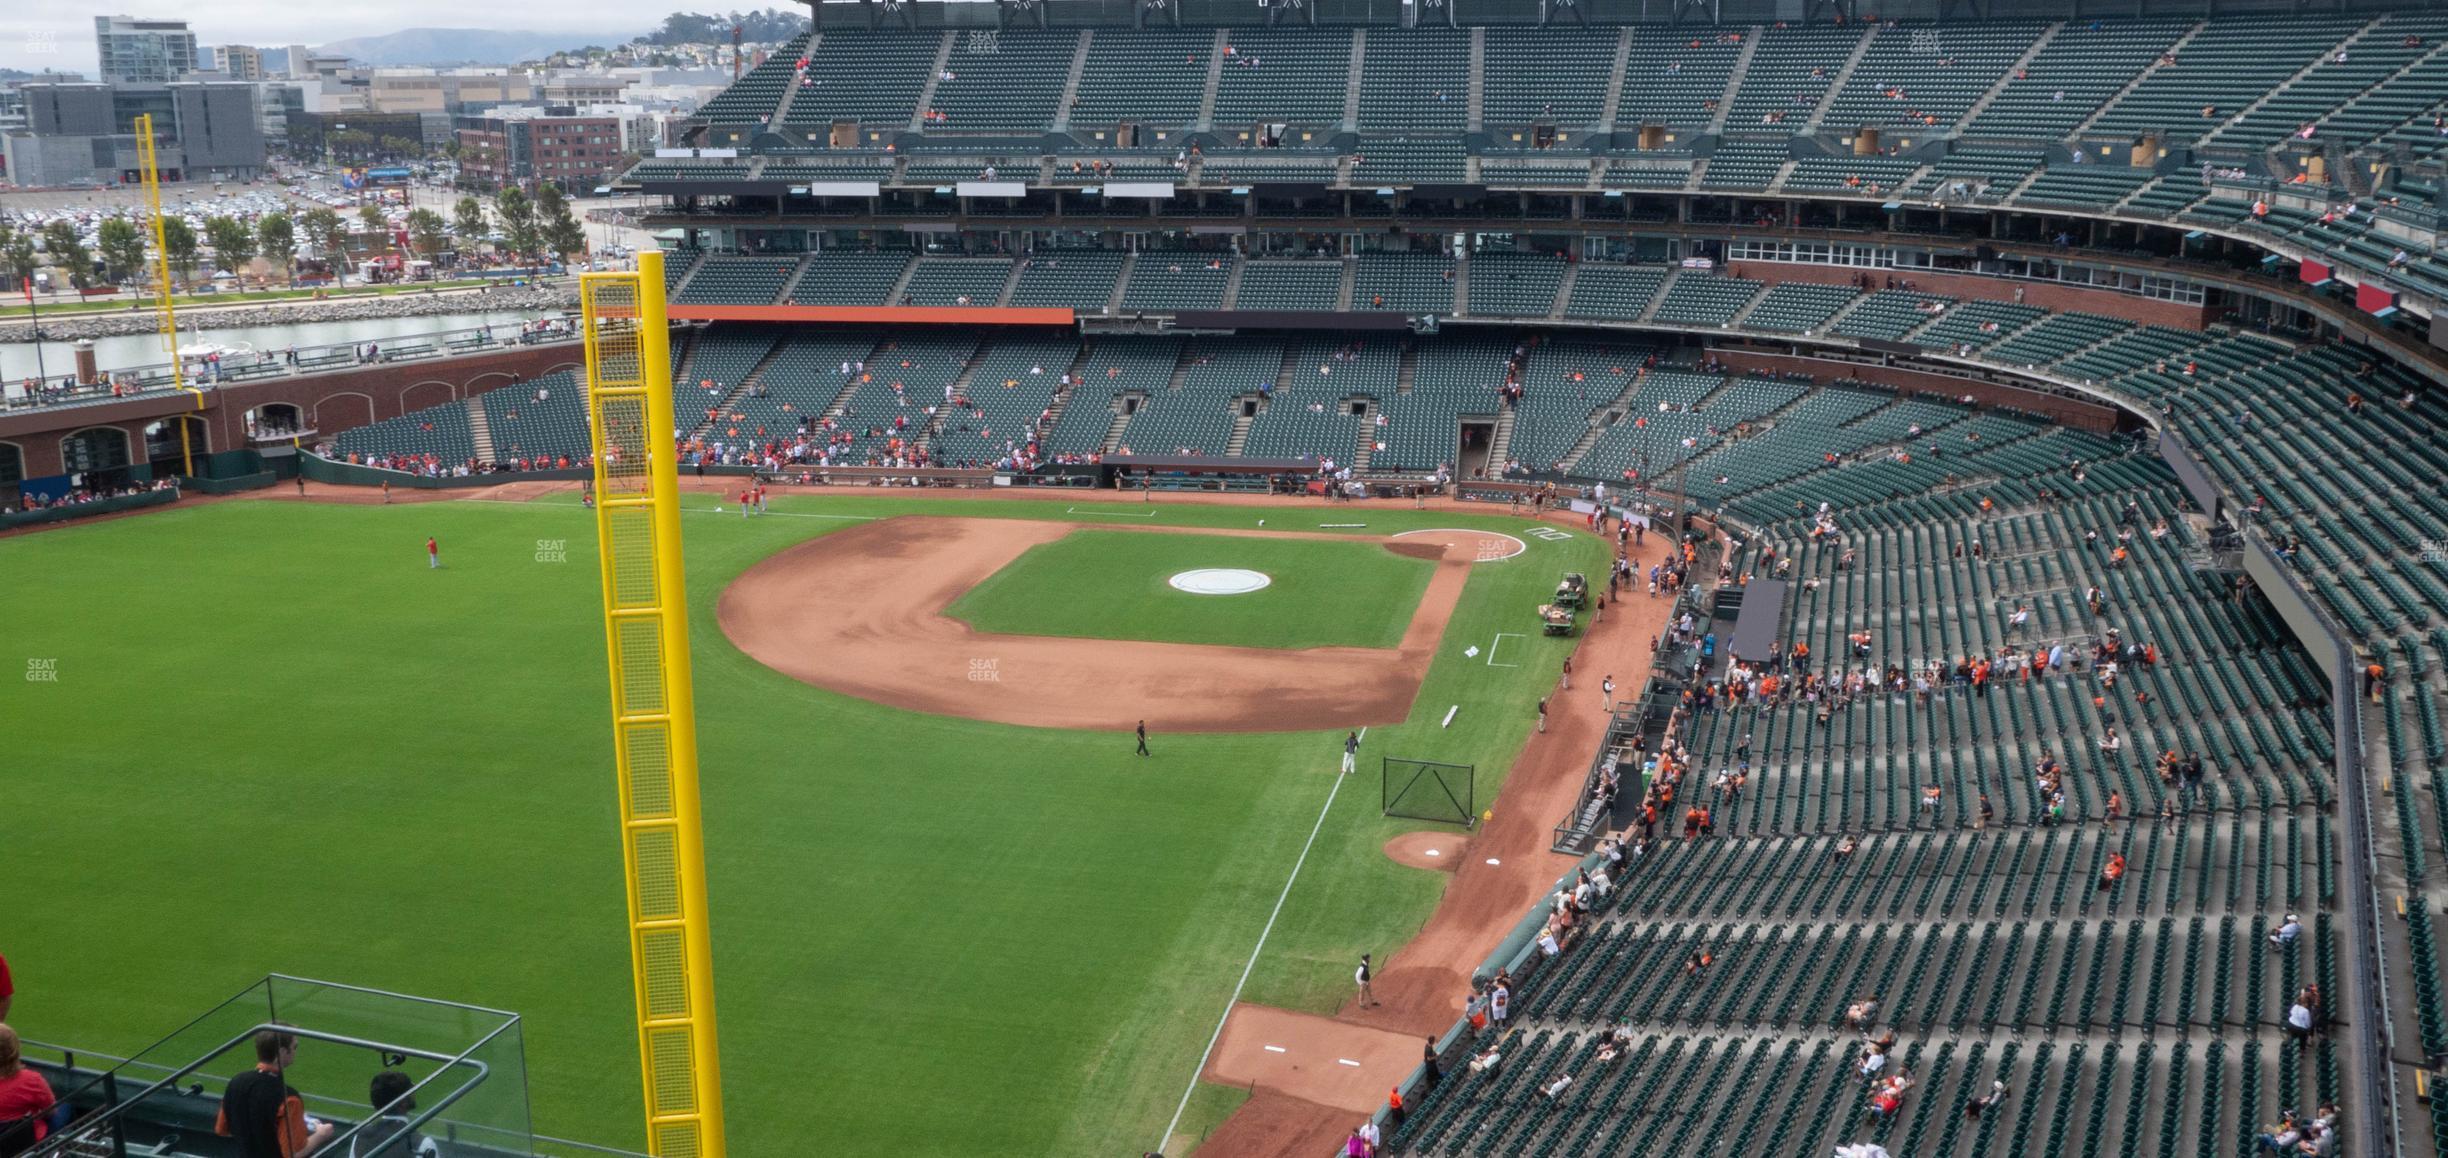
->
xmin=0 ymin=342 xmax=584 ymax=479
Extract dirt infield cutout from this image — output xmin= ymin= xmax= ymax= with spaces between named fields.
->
xmin=1384 ymin=831 xmax=1466 ymax=871
xmin=1392 ymin=527 xmax=1528 ymax=562
xmin=718 ymin=517 xmax=1526 ymax=732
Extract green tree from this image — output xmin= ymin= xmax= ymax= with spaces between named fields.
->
xmin=452 ymin=196 xmax=489 ymax=253
xmin=358 ymin=203 xmax=389 ymax=238
xmin=534 ymin=183 xmax=589 ymax=261
xmin=158 ymin=216 xmax=199 ymax=288
xmin=41 ymin=220 xmax=96 ymax=289
xmin=95 ymin=218 xmax=148 ymax=285
xmin=405 ymin=208 xmax=449 ymax=259
xmin=299 ymin=207 xmax=346 ymax=287
xmin=202 ymin=214 xmax=256 ymax=275
xmin=0 ymin=223 xmax=40 ymax=292
xmin=257 ymin=212 xmax=298 ymax=286
xmin=494 ymin=187 xmax=541 ymax=265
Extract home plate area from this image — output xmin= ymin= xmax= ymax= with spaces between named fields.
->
xmin=1203 ymin=1004 xmax=1423 ymax=1113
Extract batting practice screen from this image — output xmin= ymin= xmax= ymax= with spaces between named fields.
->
xmin=1383 ymin=757 xmax=1477 ymax=828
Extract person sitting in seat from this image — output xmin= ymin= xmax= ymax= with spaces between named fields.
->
xmin=2098 ymin=853 xmax=2128 ymax=889
xmin=2269 ymin=914 xmax=2302 ymax=948
xmin=351 ymin=1070 xmax=441 ymax=1157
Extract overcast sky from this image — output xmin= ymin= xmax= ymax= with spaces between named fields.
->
xmin=4 ymin=1 xmax=693 ymax=73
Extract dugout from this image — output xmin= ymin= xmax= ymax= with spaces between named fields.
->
xmin=1100 ymin=454 xmax=1320 ymax=494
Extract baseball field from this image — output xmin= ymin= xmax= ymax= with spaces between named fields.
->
xmin=3 ymin=487 xmax=1608 ymax=1154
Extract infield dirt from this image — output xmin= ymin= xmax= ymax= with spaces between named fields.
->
xmin=715 ymin=515 xmax=1522 ymax=733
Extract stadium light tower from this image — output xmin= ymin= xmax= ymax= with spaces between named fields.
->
xmin=579 ymin=250 xmax=729 ymax=1158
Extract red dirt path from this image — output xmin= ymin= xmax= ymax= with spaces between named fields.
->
xmin=1191 ymin=514 xmax=1675 ymax=1157
xmin=715 ymin=515 xmax=1514 ymax=733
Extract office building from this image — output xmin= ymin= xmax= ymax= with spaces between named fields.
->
xmin=3 ymin=78 xmax=263 ymax=185
xmin=94 ymin=16 xmax=197 ymax=84
xmin=211 ymin=45 xmax=267 ymax=82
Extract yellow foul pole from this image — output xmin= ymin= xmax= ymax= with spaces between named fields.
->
xmin=135 ymin=114 xmax=197 ymax=475
xmin=579 ymin=249 xmax=727 ymax=1158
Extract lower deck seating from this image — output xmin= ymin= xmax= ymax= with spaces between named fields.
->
xmin=331 ymin=400 xmax=478 ymax=466
xmin=478 ymin=371 xmax=590 ymax=462
xmin=1390 ymin=450 xmax=2346 ymax=1158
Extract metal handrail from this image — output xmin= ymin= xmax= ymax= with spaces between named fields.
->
xmin=27 ymin=1024 xmax=491 ymax=1158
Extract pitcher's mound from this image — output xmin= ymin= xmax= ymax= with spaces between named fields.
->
xmin=1384 ymin=831 xmax=1466 ymax=871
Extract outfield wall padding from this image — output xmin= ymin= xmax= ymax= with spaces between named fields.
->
xmin=302 ymin=455 xmax=591 ymax=488
xmin=179 ymin=471 xmax=278 ymax=494
xmin=0 ymin=487 xmax=179 ymax=529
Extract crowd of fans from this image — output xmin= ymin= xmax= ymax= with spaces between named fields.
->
xmin=8 ymin=477 xmax=177 ymax=517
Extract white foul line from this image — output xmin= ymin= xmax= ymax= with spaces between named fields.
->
xmin=1066 ymin=505 xmax=1159 ymax=518
xmin=1156 ymin=726 xmax=1361 ymax=1152
xmin=1486 ymin=632 xmax=1526 ymax=668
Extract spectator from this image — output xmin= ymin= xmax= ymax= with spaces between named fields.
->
xmin=2270 ymin=914 xmax=2302 ymax=948
xmin=0 ymin=952 xmax=10 ymax=1023
xmin=217 ymin=1029 xmax=337 ymax=1158
xmin=0 ymin=1025 xmax=57 ymax=1150
xmin=1964 ymin=1079 xmax=2008 ymax=1120
xmin=2286 ymin=998 xmax=2317 ymax=1048
xmin=351 ymin=1070 xmax=440 ymax=1157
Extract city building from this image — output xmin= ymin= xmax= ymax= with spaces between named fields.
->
xmin=93 ymin=16 xmax=197 ymax=84
xmin=210 ymin=45 xmax=267 ymax=82
xmin=3 ymin=78 xmax=263 ymax=185
xmin=454 ymin=106 xmax=626 ymax=191
xmin=366 ymin=68 xmax=535 ymax=115
xmin=285 ymin=110 xmax=426 ymax=162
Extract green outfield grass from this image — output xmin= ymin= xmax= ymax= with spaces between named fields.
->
xmin=2 ymin=494 xmax=1605 ymax=1156
xmin=945 ymin=529 xmax=1436 ymax=650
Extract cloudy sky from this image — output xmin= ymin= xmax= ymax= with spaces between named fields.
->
xmin=4 ymin=1 xmax=683 ymax=73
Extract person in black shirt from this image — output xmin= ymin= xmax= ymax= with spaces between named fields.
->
xmin=217 ymin=1030 xmax=335 ymax=1158
xmin=352 ymin=1070 xmax=440 ymax=1157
